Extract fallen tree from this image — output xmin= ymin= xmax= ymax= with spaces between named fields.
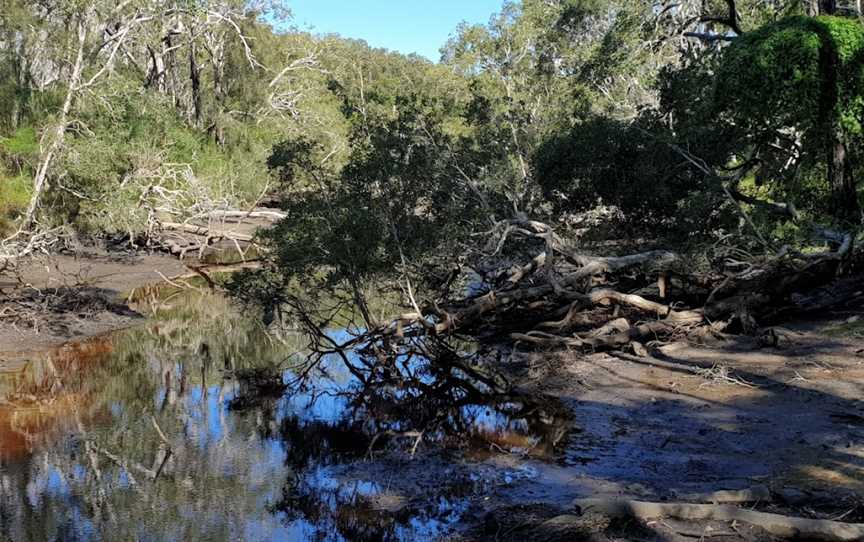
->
xmin=0 ymin=228 xmax=63 ymax=274
xmin=321 ymin=215 xmax=859 ymax=358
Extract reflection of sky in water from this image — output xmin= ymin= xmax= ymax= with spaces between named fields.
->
xmin=281 ymin=351 xmax=355 ymax=424
xmin=2 ymin=341 xmax=472 ymax=541
xmin=1 ymin=309 xmax=558 ymax=541
xmin=186 ymin=385 xmax=227 ymax=447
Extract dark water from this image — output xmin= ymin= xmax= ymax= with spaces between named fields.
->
xmin=0 ymin=288 xmax=571 ymax=541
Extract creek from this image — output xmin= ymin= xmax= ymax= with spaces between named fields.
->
xmin=0 ymin=285 xmax=571 ymax=541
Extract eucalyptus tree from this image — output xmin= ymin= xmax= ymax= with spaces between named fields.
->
xmin=17 ymin=0 xmax=158 ymax=229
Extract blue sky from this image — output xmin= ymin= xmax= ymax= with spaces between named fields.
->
xmin=285 ymin=1 xmax=505 ymax=61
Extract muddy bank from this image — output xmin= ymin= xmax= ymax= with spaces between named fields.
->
xmin=0 ymin=248 xmax=187 ymax=360
xmin=449 ymin=321 xmax=864 ymax=540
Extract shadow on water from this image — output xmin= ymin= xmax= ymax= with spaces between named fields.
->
xmin=0 ymin=287 xmax=572 ymax=541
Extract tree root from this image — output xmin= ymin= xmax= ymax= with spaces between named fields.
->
xmin=572 ymin=498 xmax=864 ymax=542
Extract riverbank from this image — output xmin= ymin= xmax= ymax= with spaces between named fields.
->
xmin=0 ymin=248 xmax=188 ymax=363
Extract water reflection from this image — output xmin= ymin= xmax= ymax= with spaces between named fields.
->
xmin=0 ymin=288 xmax=571 ymax=541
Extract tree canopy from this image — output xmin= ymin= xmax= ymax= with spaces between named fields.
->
xmin=0 ymin=0 xmax=861 ymax=310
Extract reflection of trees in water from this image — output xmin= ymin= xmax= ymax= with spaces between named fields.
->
xmin=1 ymin=417 xmax=292 ymax=541
xmin=0 ymin=289 xmax=300 ymax=542
xmin=286 ymin=335 xmax=572 ymax=458
xmin=0 ymin=288 xmax=571 ymax=541
xmin=269 ymin=336 xmax=572 ymax=540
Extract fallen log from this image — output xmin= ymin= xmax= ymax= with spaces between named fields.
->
xmin=159 ymin=222 xmax=254 ymax=242
xmin=207 ymin=210 xmax=286 ymax=222
xmin=285 ymin=211 xmax=859 ymax=369
xmin=512 ymin=320 xmax=677 ymax=350
xmin=572 ymin=498 xmax=864 ymax=542
xmin=676 ymin=485 xmax=771 ymax=504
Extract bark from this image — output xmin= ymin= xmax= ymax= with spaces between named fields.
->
xmin=189 ymin=39 xmax=202 ymax=128
xmin=348 ymin=273 xmax=375 ymax=329
xmin=828 ymin=135 xmax=860 ymax=224
xmin=817 ymin=16 xmax=860 ymax=226
xmin=211 ymin=50 xmax=226 ymax=146
xmin=820 ymin=0 xmax=838 ymax=14
xmin=146 ymin=44 xmax=167 ymax=92
xmin=9 ymin=31 xmax=28 ymax=130
xmin=206 ymin=210 xmax=286 ymax=221
xmin=676 ymin=485 xmax=771 ymax=504
xmin=159 ymin=221 xmax=253 ymax=242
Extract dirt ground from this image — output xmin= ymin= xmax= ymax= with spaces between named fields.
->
xmin=0 ymin=248 xmax=187 ymax=366
xmin=448 ymin=316 xmax=864 ymax=540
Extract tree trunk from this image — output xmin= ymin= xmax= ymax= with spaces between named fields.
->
xmin=349 ymin=273 xmax=374 ymax=329
xmin=164 ymin=34 xmax=178 ymax=106
xmin=811 ymin=0 xmax=837 ymax=15
xmin=212 ymin=51 xmax=226 ymax=146
xmin=144 ymin=45 xmax=165 ymax=94
xmin=10 ymin=31 xmax=27 ymax=130
xmin=146 ymin=45 xmax=166 ymax=93
xmin=816 ymin=11 xmax=859 ymax=226
xmin=21 ymin=18 xmax=87 ymax=230
xmin=828 ymin=135 xmax=860 ymax=224
xmin=189 ymin=40 xmax=202 ymax=128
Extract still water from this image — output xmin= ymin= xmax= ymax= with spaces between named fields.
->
xmin=0 ymin=287 xmax=570 ymax=541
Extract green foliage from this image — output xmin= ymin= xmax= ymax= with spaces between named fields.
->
xmin=534 ymin=116 xmax=728 ymax=239
xmin=0 ymin=126 xmax=37 ymax=234
xmin=0 ymin=126 xmax=37 ymax=156
xmin=717 ymin=16 xmax=864 ymax=137
xmin=264 ymin=89 xmax=482 ymax=292
xmin=713 ymin=15 xmax=864 ymax=222
xmin=267 ymin=137 xmax=331 ymax=190
xmin=1 ymin=0 xmax=857 ymax=281
xmin=0 ymin=170 xmax=29 ymax=232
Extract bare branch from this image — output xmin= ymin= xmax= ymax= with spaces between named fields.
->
xmin=206 ymin=9 xmax=262 ymax=69
xmin=683 ymin=31 xmax=736 ymax=42
xmin=700 ymin=0 xmax=743 ymax=35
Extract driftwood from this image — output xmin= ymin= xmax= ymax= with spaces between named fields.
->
xmin=159 ymin=221 xmax=253 ymax=242
xmin=572 ymin=498 xmax=864 ymax=542
xmin=0 ymin=228 xmax=62 ymax=269
xmin=147 ymin=204 xmax=287 ymax=260
xmin=676 ymin=485 xmax=771 ymax=504
xmin=206 ymin=209 xmax=286 ymax=221
xmin=373 ymin=241 xmax=850 ymax=353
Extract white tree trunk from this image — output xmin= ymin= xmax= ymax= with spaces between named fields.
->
xmin=21 ymin=18 xmax=87 ymax=230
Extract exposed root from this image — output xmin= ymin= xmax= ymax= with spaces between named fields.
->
xmin=572 ymin=498 xmax=864 ymax=541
